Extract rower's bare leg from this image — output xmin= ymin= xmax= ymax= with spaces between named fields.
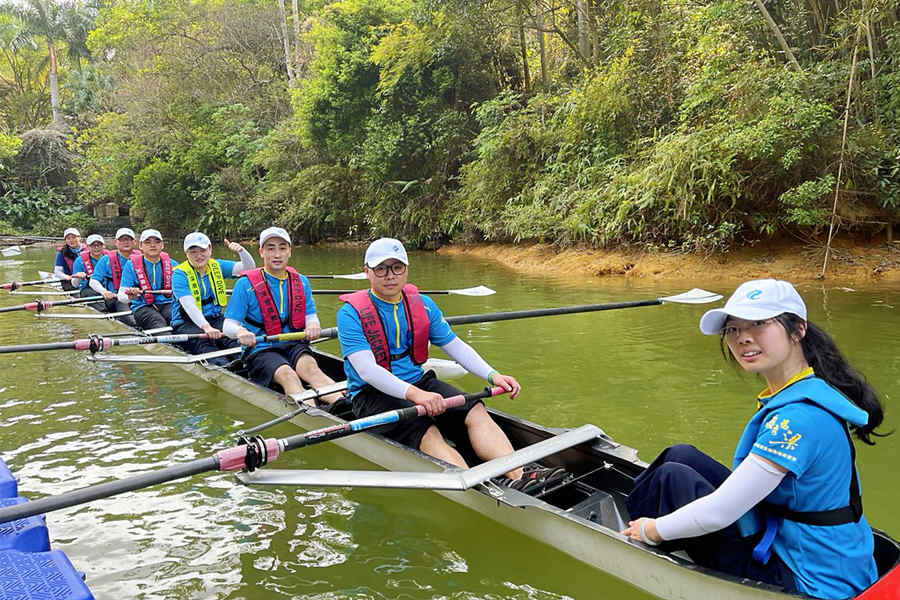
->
xmin=295 ymin=354 xmax=343 ymax=404
xmin=465 ymin=404 xmax=523 ymax=480
xmin=272 ymin=364 xmax=304 ymax=396
xmin=418 ymin=425 xmax=469 ymax=469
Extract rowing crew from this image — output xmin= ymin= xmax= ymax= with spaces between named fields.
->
xmin=54 ymin=226 xmax=558 ymax=490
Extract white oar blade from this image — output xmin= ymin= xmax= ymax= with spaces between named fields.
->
xmin=1 ymin=246 xmax=22 ymax=257
xmin=659 ymin=288 xmax=722 ymax=304
xmin=333 ymin=272 xmax=367 ymax=280
xmin=447 ymin=285 xmax=495 ymax=297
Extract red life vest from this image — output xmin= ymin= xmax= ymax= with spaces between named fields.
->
xmin=78 ymin=249 xmax=98 ymax=277
xmin=244 ymin=267 xmax=306 ymax=335
xmin=108 ymin=250 xmax=124 ymax=289
xmin=130 ymin=251 xmax=173 ymax=304
xmin=339 ymin=285 xmax=430 ymax=370
xmin=57 ymin=243 xmax=85 ymax=274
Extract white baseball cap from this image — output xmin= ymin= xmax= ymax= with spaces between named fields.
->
xmin=63 ymin=228 xmax=80 ymax=238
xmin=259 ymin=226 xmax=291 ymax=247
xmin=364 ymin=237 xmax=408 ymax=267
xmin=85 ymin=234 xmax=105 ymax=246
xmin=183 ymin=231 xmax=212 ymax=251
xmin=115 ymin=227 xmax=136 ymax=240
xmin=140 ymin=228 xmax=163 ymax=243
xmin=699 ymin=279 xmax=807 ymax=335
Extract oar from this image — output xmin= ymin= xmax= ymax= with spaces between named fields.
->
xmin=306 ymin=272 xmax=367 ymax=280
xmin=311 ymin=285 xmax=495 ymax=297
xmin=0 ymin=332 xmax=217 ymax=354
xmin=315 ymin=288 xmax=723 ymax=339
xmin=0 ymin=276 xmax=60 ymax=291
xmin=0 ymin=290 xmax=170 ymax=314
xmin=87 ymin=331 xmax=311 ymax=363
xmin=0 ymin=386 xmax=507 ymax=524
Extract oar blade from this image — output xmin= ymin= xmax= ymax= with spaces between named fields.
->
xmin=659 ymin=288 xmax=722 ymax=304
xmin=447 ymin=285 xmax=496 ymax=297
xmin=332 ymin=272 xmax=366 ymax=280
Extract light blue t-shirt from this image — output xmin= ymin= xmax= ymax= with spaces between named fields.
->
xmin=119 ymin=256 xmax=179 ymax=311
xmin=71 ymin=254 xmax=101 ymax=291
xmin=224 ymin=270 xmax=317 ymax=354
xmin=742 ymin=375 xmax=877 ymax=599
xmin=91 ymin=252 xmax=127 ymax=292
xmin=170 ymin=259 xmax=239 ymax=327
xmin=337 ymin=291 xmax=456 ymax=397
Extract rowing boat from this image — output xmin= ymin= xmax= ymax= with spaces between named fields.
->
xmin=17 ymin=279 xmax=900 ymax=599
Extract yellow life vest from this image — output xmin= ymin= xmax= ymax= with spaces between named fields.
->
xmin=174 ymin=259 xmax=228 ymax=308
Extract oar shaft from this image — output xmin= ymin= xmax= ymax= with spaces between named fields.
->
xmin=281 ymin=386 xmax=506 ymax=452
xmin=0 ymin=277 xmax=57 ymax=291
xmin=0 ymin=296 xmax=103 ymax=313
xmin=0 ymin=340 xmax=78 ymax=353
xmin=0 ymin=457 xmax=218 ymax=524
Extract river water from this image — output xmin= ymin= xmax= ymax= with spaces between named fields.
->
xmin=0 ymin=245 xmax=897 ymax=599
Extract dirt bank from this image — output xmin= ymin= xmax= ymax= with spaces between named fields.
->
xmin=438 ymin=239 xmax=900 ymax=284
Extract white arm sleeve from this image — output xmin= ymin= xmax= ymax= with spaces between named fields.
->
xmin=306 ymin=313 xmax=320 ymax=327
xmin=117 ymin=288 xmax=130 ymax=303
xmin=231 ymin=249 xmax=255 ymax=275
xmin=438 ymin=337 xmax=494 ymax=381
xmin=54 ymin=266 xmax=70 ymax=280
xmin=178 ymin=295 xmax=209 ymax=328
xmin=89 ymin=278 xmax=106 ymax=295
xmin=223 ymin=318 xmax=244 ymax=338
xmin=347 ymin=349 xmax=411 ymax=399
xmin=655 ymin=455 xmax=786 ymax=541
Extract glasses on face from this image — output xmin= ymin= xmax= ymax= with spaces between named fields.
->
xmin=371 ymin=262 xmax=407 ymax=278
xmin=722 ymin=318 xmax=777 ymax=339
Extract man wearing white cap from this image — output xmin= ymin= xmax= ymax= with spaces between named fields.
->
xmin=224 ymin=227 xmax=340 ymax=402
xmin=170 ymin=232 xmax=255 ymax=365
xmin=118 ymin=228 xmax=178 ymax=330
xmin=70 ymin=234 xmax=107 ymax=301
xmin=336 ymin=238 xmax=556 ymax=491
xmin=53 ymin=227 xmax=85 ymax=291
xmin=89 ymin=227 xmax=139 ymax=326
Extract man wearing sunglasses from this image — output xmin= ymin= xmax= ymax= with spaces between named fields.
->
xmin=337 ymin=238 xmax=556 ymax=491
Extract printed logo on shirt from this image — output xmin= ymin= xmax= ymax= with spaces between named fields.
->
xmin=763 ymin=413 xmax=802 ymax=451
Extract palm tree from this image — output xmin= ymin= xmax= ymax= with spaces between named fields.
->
xmin=0 ymin=0 xmax=94 ymax=125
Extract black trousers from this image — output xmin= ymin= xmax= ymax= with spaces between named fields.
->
xmin=172 ymin=315 xmax=239 ymax=366
xmin=134 ymin=302 xmax=172 ymax=331
xmin=626 ymin=444 xmax=796 ymax=592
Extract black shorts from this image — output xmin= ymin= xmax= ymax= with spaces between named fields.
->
xmin=351 ymin=370 xmax=484 ymax=451
xmin=246 ymin=342 xmax=312 ymax=389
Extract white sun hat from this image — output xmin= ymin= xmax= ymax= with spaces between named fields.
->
xmin=259 ymin=226 xmax=291 ymax=247
xmin=699 ymin=279 xmax=807 ymax=335
xmin=85 ymin=234 xmax=105 ymax=246
xmin=364 ymin=237 xmax=408 ymax=267
xmin=140 ymin=229 xmax=163 ymax=243
xmin=115 ymin=227 xmax=136 ymax=240
xmin=183 ymin=231 xmax=212 ymax=251
xmin=62 ymin=227 xmax=80 ymax=238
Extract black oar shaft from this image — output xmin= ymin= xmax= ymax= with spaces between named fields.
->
xmin=0 ymin=457 xmax=218 ymax=524
xmin=0 ymin=340 xmax=78 ymax=353
xmin=0 ymin=295 xmax=103 ymax=313
xmin=312 ymin=290 xmax=451 ymax=295
xmin=444 ymin=299 xmax=662 ymax=326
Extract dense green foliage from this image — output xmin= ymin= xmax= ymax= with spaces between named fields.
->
xmin=0 ymin=0 xmax=897 ymax=249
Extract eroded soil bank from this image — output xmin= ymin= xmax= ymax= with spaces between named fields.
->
xmin=437 ymin=239 xmax=900 ymax=285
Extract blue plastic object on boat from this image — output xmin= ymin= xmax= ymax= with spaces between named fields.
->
xmin=0 ymin=549 xmax=94 ymax=600
xmin=0 ymin=497 xmax=49 ymax=553
xmin=0 ymin=458 xmax=15 ymax=498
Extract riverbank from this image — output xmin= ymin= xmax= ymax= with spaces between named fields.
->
xmin=438 ymin=239 xmax=900 ymax=284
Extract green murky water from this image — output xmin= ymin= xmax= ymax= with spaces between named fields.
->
xmin=0 ymin=244 xmax=897 ymax=599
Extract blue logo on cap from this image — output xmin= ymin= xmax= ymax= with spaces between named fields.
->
xmin=393 ymin=245 xmax=400 ymax=251
xmin=747 ymin=289 xmax=762 ymax=300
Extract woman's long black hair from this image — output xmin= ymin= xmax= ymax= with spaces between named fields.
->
xmin=722 ymin=313 xmax=888 ymax=445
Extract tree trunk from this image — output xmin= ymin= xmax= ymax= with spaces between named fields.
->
xmin=517 ymin=1 xmax=530 ymax=93
xmin=752 ymin=0 xmax=802 ymax=71
xmin=277 ymin=0 xmax=295 ymax=86
xmin=576 ymin=0 xmax=588 ymax=58
xmin=47 ymin=41 xmax=61 ymax=124
xmin=292 ymin=0 xmax=302 ymax=75
xmin=537 ymin=8 xmax=548 ymax=87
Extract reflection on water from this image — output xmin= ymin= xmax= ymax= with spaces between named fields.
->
xmin=0 ymin=245 xmax=897 ymax=599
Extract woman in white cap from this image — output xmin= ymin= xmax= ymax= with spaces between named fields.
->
xmin=70 ymin=234 xmax=107 ymax=302
xmin=622 ymin=279 xmax=885 ymax=599
xmin=88 ymin=227 xmax=138 ymax=326
xmin=171 ymin=233 xmax=255 ymax=365
xmin=118 ymin=229 xmax=178 ymax=330
xmin=53 ymin=227 xmax=85 ymax=291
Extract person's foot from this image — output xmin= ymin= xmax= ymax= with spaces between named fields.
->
xmin=495 ymin=466 xmax=567 ymax=493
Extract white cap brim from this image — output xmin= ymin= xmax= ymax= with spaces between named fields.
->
xmin=699 ymin=306 xmax=785 ymax=335
xmin=63 ymin=228 xmax=80 ymax=238
xmin=85 ymin=235 xmax=105 ymax=245
xmin=366 ymin=254 xmax=409 ymax=267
